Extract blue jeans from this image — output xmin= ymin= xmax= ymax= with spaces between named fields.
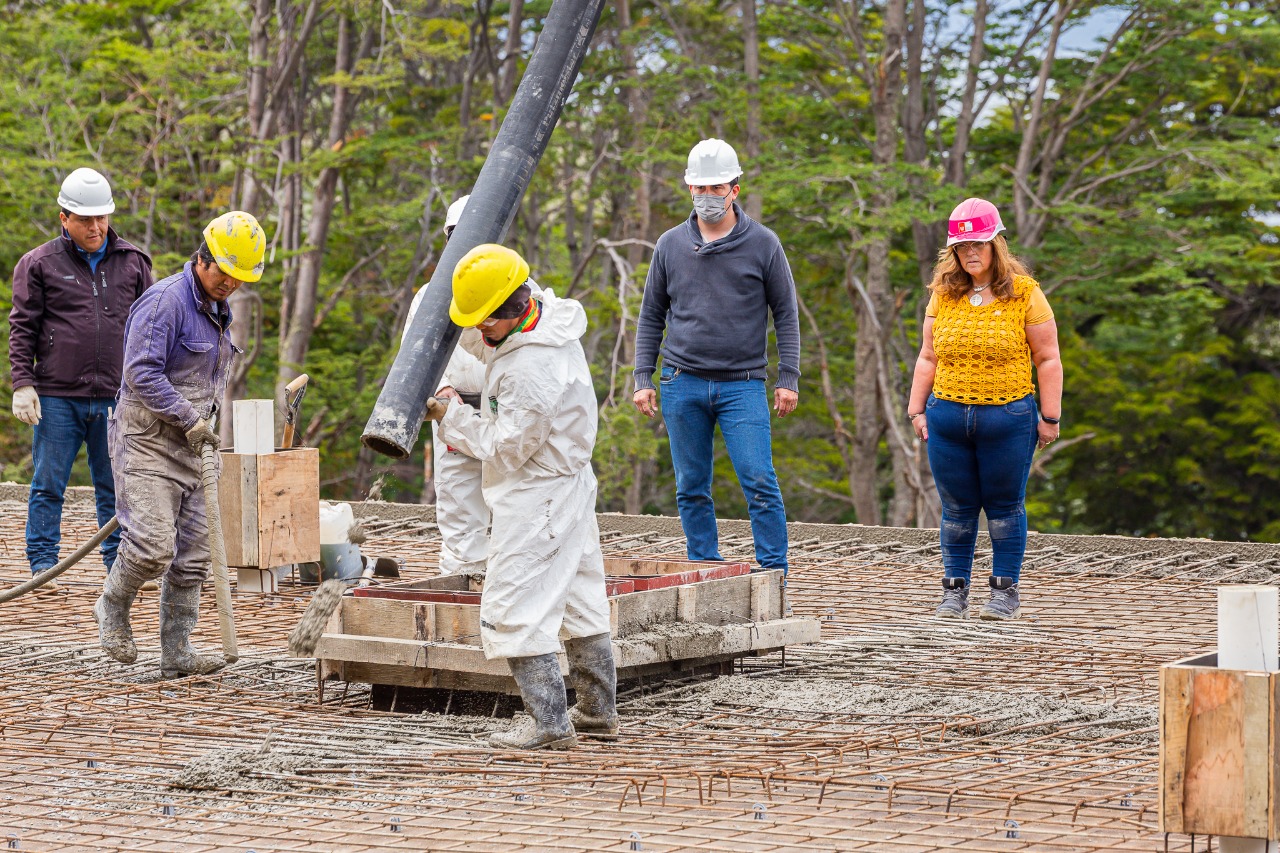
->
xmin=659 ymin=367 xmax=788 ymax=571
xmin=925 ymin=393 xmax=1038 ymax=583
xmin=27 ymin=396 xmax=119 ymax=574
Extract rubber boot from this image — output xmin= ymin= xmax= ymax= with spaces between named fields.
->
xmin=159 ymin=582 xmax=226 ymax=678
xmin=565 ymin=633 xmax=619 ymax=738
xmin=489 ymin=653 xmax=577 ymax=750
xmin=93 ymin=570 xmax=145 ymax=663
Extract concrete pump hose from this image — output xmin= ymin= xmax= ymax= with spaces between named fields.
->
xmin=200 ymin=442 xmax=239 ymax=663
xmin=0 ymin=517 xmax=120 ymax=604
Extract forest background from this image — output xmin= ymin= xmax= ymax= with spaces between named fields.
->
xmin=1 ymin=0 xmax=1278 ymax=541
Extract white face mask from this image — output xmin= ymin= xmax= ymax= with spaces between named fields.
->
xmin=692 ymin=192 xmax=731 ymax=223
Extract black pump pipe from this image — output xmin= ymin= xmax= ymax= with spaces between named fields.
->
xmin=362 ymin=0 xmax=607 ymax=459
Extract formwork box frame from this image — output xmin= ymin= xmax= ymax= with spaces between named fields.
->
xmin=1159 ymin=651 xmax=1280 ymax=839
xmin=218 ymin=447 xmax=321 ymax=568
xmin=305 ymin=561 xmax=820 ymax=695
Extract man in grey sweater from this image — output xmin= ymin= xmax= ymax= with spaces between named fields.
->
xmin=633 ymin=138 xmax=800 ymax=573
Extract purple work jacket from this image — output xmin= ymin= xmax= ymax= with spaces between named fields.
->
xmin=9 ymin=229 xmax=153 ymax=396
xmin=117 ymin=262 xmax=237 ymax=431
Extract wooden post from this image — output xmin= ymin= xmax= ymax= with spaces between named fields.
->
xmin=1219 ymin=585 xmax=1279 ymax=853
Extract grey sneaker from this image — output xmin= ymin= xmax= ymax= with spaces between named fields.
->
xmin=935 ymin=577 xmax=969 ymax=619
xmin=979 ymin=576 xmax=1022 ymax=620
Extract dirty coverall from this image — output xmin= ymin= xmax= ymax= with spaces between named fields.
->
xmin=110 ymin=261 xmax=236 ymax=590
xmin=404 ymin=282 xmax=489 ymax=575
xmin=436 ymin=290 xmax=610 ymax=660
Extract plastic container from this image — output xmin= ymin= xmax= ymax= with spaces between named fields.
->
xmin=318 ymin=501 xmax=355 ymax=545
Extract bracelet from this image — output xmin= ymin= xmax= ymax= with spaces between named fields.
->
xmin=1041 ymin=415 xmax=1060 ymax=425
xmin=907 ymin=412 xmax=925 ymax=421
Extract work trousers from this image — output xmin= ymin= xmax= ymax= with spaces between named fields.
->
xmin=108 ymin=401 xmax=215 ymax=589
xmin=431 ymin=421 xmax=489 ymax=575
xmin=480 ymin=466 xmax=611 ymax=660
xmin=659 ymin=368 xmax=789 ymax=571
xmin=925 ymin=393 xmax=1039 ymax=583
xmin=26 ymin=395 xmax=119 ymax=574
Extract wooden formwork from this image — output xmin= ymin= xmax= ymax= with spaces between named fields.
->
xmin=306 ymin=558 xmax=821 ymax=694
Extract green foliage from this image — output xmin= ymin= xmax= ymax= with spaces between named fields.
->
xmin=0 ymin=0 xmax=1277 ymax=541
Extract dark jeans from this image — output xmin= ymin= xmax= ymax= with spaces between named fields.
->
xmin=27 ymin=395 xmax=119 ymax=574
xmin=659 ymin=367 xmax=788 ymax=571
xmin=925 ymin=393 xmax=1038 ymax=583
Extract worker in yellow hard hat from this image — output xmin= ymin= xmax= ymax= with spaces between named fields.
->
xmin=95 ymin=211 xmax=267 ymax=679
xmin=427 ymin=243 xmax=616 ymax=751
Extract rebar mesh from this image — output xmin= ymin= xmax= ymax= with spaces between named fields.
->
xmin=1 ymin=498 xmax=1263 ymax=851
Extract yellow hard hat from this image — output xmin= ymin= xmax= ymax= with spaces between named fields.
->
xmin=450 ymin=244 xmax=530 ymax=326
xmin=203 ymin=211 xmax=267 ymax=283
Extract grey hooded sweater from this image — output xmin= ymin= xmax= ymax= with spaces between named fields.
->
xmin=634 ymin=203 xmax=800 ymax=392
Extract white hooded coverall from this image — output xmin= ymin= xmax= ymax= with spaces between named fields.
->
xmin=436 ymin=290 xmax=610 ymax=660
xmin=405 ymin=283 xmax=489 ymax=575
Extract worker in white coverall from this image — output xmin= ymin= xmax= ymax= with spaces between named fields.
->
xmin=425 ymin=244 xmax=616 ymax=751
xmin=403 ymin=196 xmax=542 ymax=576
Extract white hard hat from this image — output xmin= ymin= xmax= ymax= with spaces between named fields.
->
xmin=444 ymin=194 xmax=470 ymax=234
xmin=684 ymin=138 xmax=743 ymax=185
xmin=57 ymin=168 xmax=115 ymax=217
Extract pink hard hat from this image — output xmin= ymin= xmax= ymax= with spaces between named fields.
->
xmin=946 ymin=197 xmax=1006 ymax=246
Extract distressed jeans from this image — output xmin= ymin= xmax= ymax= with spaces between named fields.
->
xmin=659 ymin=367 xmax=789 ymax=571
xmin=925 ymin=393 xmax=1039 ymax=583
xmin=27 ymin=395 xmax=119 ymax=574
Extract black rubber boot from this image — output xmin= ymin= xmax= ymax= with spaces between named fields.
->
xmin=159 ymin=582 xmax=226 ymax=678
xmin=490 ymin=653 xmax=577 ymax=750
xmin=93 ymin=571 xmax=144 ymax=663
xmin=565 ymin=633 xmax=619 ymax=738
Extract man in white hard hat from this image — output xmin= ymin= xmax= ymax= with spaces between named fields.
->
xmin=8 ymin=167 xmax=153 ymax=594
xmin=403 ymin=194 xmax=542 ymax=577
xmin=633 ymin=138 xmax=800 ymax=576
xmin=427 ymin=244 xmax=616 ymax=751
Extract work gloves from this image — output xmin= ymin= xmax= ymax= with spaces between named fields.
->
xmin=425 ymin=397 xmax=449 ymax=422
xmin=11 ymin=387 xmax=40 ymax=425
xmin=185 ymin=417 xmax=220 ymax=453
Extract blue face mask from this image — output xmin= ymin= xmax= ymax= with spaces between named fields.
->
xmin=692 ymin=192 xmax=731 ymax=223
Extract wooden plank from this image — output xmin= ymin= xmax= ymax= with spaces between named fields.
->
xmin=232 ymin=399 xmax=275 ymax=455
xmin=413 ymin=603 xmax=437 ymax=642
xmin=315 ymin=635 xmax=567 ymax=678
xmin=1241 ymin=671 xmax=1271 ymax=837
xmin=604 ymin=557 xmax=706 ymax=576
xmin=1159 ymin=662 xmax=1191 ymax=834
xmin=433 ymin=603 xmax=482 ymax=643
xmin=611 ymin=587 xmax=678 ymax=635
xmin=217 ymin=452 xmax=258 ymax=567
xmin=614 ymin=618 xmax=819 ymax=669
xmin=341 ymin=597 xmax=417 ymax=639
xmin=749 ymin=572 xmax=772 ymax=622
xmin=1183 ymin=668 xmax=1247 ymax=836
xmin=340 ymin=662 xmax=519 ymax=694
xmin=628 ymin=563 xmax=750 ymax=591
xmin=1271 ymin=672 xmax=1280 ymax=841
xmin=256 ymin=447 xmax=320 ymax=566
xmin=676 ymin=584 xmax=698 ymax=623
xmin=694 ymin=573 xmax=752 ymax=625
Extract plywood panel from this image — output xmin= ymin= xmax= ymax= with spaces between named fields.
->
xmin=1159 ymin=662 xmax=1191 ymax=834
xmin=256 ymin=447 xmax=320 ymax=566
xmin=1183 ymin=668 xmax=1247 ymax=835
xmin=218 ymin=451 xmax=258 ymax=568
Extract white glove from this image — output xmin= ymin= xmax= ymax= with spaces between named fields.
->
xmin=185 ymin=417 xmax=220 ymax=452
xmin=12 ymin=386 xmax=40 ymax=426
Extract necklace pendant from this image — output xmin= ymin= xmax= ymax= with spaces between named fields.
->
xmin=969 ymin=293 xmax=983 ymax=306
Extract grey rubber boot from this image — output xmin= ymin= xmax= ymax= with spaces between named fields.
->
xmin=490 ymin=653 xmax=577 ymax=750
xmin=159 ymin=582 xmax=226 ymax=678
xmin=935 ymin=577 xmax=969 ymax=619
xmin=93 ymin=570 xmax=145 ymax=663
xmin=565 ymin=633 xmax=619 ymax=738
xmin=979 ymin=576 xmax=1022 ymax=620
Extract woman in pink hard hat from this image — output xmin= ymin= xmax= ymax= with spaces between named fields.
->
xmin=904 ymin=198 xmax=1063 ymax=620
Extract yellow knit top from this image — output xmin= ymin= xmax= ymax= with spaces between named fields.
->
xmin=926 ymin=275 xmax=1054 ymax=404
